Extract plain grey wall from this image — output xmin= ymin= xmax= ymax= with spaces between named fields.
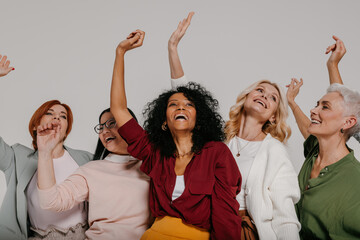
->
xmin=1 ymin=0 xmax=360 ymax=206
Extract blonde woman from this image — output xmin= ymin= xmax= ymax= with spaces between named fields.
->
xmin=169 ymin=13 xmax=300 ymax=240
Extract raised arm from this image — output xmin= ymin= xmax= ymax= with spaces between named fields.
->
xmin=37 ymin=122 xmax=63 ymax=190
xmin=110 ymin=30 xmax=145 ymax=127
xmin=0 ymin=55 xmax=15 ymax=77
xmin=286 ymin=78 xmax=311 ymax=139
xmin=326 ymin=35 xmax=346 ymax=85
xmin=168 ymin=12 xmax=194 ymax=80
xmin=0 ymin=55 xmax=16 ymax=173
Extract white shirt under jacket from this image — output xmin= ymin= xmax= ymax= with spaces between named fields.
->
xmin=228 ymin=134 xmax=301 ymax=240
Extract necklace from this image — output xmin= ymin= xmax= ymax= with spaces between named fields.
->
xmin=175 ymin=150 xmax=193 ymax=158
xmin=236 ymin=131 xmax=263 ymax=157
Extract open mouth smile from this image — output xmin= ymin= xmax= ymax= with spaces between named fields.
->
xmin=174 ymin=113 xmax=188 ymax=121
xmin=254 ymin=99 xmax=267 ymax=108
xmin=105 ymin=136 xmax=116 ymax=143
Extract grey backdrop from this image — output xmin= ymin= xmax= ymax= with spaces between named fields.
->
xmin=1 ymin=0 xmax=360 ymax=206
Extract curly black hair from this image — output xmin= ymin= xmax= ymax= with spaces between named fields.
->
xmin=143 ymin=82 xmax=225 ymax=157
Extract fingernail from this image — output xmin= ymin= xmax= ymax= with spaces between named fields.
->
xmin=12 ymin=68 xmax=15 ymax=70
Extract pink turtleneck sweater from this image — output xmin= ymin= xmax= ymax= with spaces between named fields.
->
xmin=38 ymin=154 xmax=151 ymax=240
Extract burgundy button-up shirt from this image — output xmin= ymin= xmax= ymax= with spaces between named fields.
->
xmin=119 ymin=118 xmax=242 ymax=239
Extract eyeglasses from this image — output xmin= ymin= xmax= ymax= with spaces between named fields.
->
xmin=94 ymin=118 xmax=117 ymax=134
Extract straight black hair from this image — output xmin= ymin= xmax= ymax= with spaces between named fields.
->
xmin=93 ymin=108 xmax=138 ymax=160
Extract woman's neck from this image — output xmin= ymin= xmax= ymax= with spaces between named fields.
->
xmin=172 ymin=131 xmax=193 ymax=155
xmin=238 ymin=113 xmax=266 ymax=141
xmin=52 ymin=143 xmax=65 ymax=159
xmin=316 ymin=134 xmax=350 ymax=166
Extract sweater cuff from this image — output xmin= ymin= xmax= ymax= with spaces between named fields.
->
xmin=37 ymin=184 xmax=58 ymax=209
xmin=171 ymin=75 xmax=188 ymax=89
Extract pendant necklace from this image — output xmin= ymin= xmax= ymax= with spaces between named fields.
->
xmin=236 ymin=131 xmax=263 ymax=157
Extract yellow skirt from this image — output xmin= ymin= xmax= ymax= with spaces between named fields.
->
xmin=141 ymin=216 xmax=210 ymax=240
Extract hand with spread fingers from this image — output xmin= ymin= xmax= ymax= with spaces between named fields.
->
xmin=168 ymin=12 xmax=194 ymax=50
xmin=0 ymin=54 xmax=14 ymax=77
xmin=286 ymin=77 xmax=303 ymax=106
xmin=168 ymin=12 xmax=194 ymax=80
xmin=116 ymin=29 xmax=145 ymax=55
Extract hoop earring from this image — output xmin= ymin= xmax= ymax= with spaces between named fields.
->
xmin=340 ymin=128 xmax=344 ymax=134
xmin=161 ymin=122 xmax=168 ymax=131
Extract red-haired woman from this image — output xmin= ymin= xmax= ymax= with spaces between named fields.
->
xmin=0 ymin=55 xmax=92 ymax=240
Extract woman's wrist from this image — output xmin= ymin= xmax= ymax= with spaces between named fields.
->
xmin=288 ymin=101 xmax=298 ymax=111
xmin=168 ymin=43 xmax=179 ymax=52
xmin=326 ymin=60 xmax=339 ymax=69
xmin=38 ymin=150 xmax=52 ymax=160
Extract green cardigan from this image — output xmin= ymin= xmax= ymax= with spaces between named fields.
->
xmin=0 ymin=137 xmax=93 ymax=240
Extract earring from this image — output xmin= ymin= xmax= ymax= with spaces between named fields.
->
xmin=340 ymin=128 xmax=344 ymax=133
xmin=161 ymin=122 xmax=168 ymax=131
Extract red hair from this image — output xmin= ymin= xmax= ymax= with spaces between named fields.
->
xmin=28 ymin=100 xmax=73 ymax=150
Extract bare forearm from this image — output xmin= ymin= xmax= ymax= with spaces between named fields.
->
xmin=37 ymin=151 xmax=56 ymax=190
xmin=168 ymin=46 xmax=184 ymax=79
xmin=110 ymin=51 xmax=132 ymax=127
xmin=289 ymin=102 xmax=311 ymax=139
xmin=327 ymin=62 xmax=343 ymax=85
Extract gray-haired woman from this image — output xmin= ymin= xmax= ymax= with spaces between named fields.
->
xmin=286 ymin=36 xmax=360 ymax=239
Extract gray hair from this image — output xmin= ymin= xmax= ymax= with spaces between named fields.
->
xmin=327 ymin=83 xmax=360 ymax=142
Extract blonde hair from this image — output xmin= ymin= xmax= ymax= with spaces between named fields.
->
xmin=224 ymin=80 xmax=291 ymax=143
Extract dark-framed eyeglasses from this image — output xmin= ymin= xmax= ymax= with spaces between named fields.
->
xmin=94 ymin=118 xmax=117 ymax=134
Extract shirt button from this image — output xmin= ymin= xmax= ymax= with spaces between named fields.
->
xmin=307 ymin=184 xmax=311 ymax=189
xmin=324 ymin=167 xmax=329 ymax=171
xmin=320 ymin=172 xmax=325 ymax=176
xmin=244 ymin=188 xmax=250 ymax=195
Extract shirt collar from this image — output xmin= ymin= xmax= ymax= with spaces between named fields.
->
xmin=104 ymin=153 xmax=134 ymax=163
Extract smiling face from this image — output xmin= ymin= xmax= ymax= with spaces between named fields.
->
xmin=243 ymin=83 xmax=280 ymax=123
xmin=99 ymin=111 xmax=128 ymax=155
xmin=39 ymin=104 xmax=69 ymax=141
xmin=308 ymin=92 xmax=349 ymax=138
xmin=165 ymin=92 xmax=197 ymax=133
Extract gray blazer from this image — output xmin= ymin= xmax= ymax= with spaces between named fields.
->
xmin=0 ymin=137 xmax=93 ymax=240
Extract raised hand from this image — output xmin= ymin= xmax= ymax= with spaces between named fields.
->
xmin=116 ymin=30 xmax=145 ymax=55
xmin=286 ymin=78 xmax=303 ymax=106
xmin=0 ymin=55 xmax=15 ymax=77
xmin=326 ymin=35 xmax=346 ymax=67
xmin=168 ymin=12 xmax=195 ymax=49
xmin=286 ymin=78 xmax=310 ymax=139
xmin=36 ymin=122 xmax=62 ymax=154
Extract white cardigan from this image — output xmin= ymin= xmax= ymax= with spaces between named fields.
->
xmin=233 ymin=134 xmax=300 ymax=240
xmin=171 ymin=76 xmax=301 ymax=239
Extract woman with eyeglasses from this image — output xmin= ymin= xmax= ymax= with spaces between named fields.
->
xmin=35 ymin=107 xmax=151 ymax=240
xmin=0 ymin=55 xmax=93 ymax=240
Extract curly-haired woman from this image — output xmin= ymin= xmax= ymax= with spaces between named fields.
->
xmin=110 ymin=30 xmax=242 ymax=239
xmin=169 ymin=13 xmax=300 ymax=240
